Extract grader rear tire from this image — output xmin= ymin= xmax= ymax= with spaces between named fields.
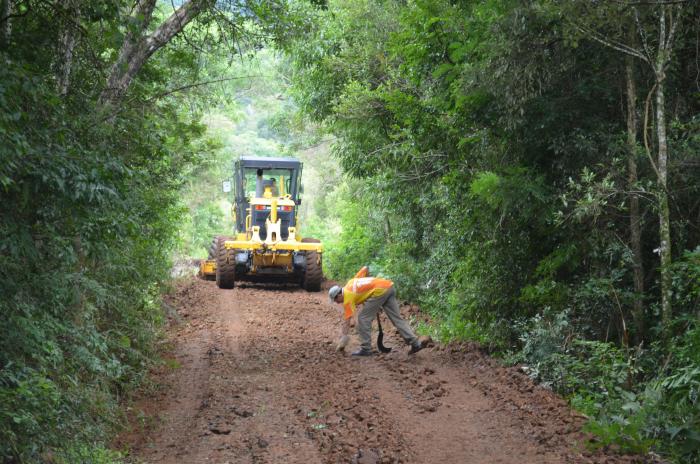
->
xmin=215 ymin=236 xmax=236 ymax=289
xmin=208 ymin=237 xmax=219 ymax=260
xmin=301 ymin=238 xmax=322 ymax=292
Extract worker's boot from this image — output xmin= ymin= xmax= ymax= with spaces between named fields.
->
xmin=408 ymin=340 xmax=424 ymax=355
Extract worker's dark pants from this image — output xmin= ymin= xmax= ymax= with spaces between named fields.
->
xmin=358 ymin=287 xmax=418 ymax=351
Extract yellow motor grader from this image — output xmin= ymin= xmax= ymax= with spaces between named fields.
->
xmin=199 ymin=156 xmax=323 ymax=291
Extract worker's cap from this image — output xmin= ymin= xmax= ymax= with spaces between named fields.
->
xmin=328 ymin=285 xmax=342 ymax=303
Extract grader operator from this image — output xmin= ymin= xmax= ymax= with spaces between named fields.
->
xmin=200 ymin=156 xmax=323 ymax=291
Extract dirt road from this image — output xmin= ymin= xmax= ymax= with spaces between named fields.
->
xmin=120 ymin=277 xmax=642 ymax=463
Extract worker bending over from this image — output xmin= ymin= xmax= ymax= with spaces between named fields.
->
xmin=329 ymin=266 xmax=424 ymax=356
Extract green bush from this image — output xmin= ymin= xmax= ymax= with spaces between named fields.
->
xmin=281 ymin=1 xmax=699 ymax=461
xmin=0 ymin=34 xmax=202 ymax=460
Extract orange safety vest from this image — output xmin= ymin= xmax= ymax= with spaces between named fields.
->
xmin=342 ymin=266 xmax=393 ymax=320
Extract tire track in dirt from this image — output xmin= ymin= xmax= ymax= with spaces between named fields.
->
xmin=119 ymin=277 xmax=647 ymax=464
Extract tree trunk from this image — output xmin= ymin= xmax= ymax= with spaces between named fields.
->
xmin=625 ymin=54 xmax=645 ymax=343
xmin=100 ymin=0 xmax=157 ymax=106
xmin=1 ymin=0 xmax=12 ymax=47
xmin=654 ymin=8 xmax=673 ymax=340
xmin=576 ymin=1 xmax=684 ymax=343
xmin=56 ymin=0 xmax=79 ymax=96
xmin=99 ymin=0 xmax=209 ymax=107
xmin=656 ymin=79 xmax=672 ymax=338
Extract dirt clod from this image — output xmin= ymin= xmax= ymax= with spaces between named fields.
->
xmin=232 ymin=407 xmax=253 ymax=417
xmin=353 ymin=448 xmax=380 ymax=464
xmin=209 ymin=426 xmax=231 ymax=435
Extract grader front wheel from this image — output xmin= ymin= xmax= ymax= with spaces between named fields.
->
xmin=303 ymin=252 xmax=322 ymax=292
xmin=215 ymin=236 xmax=236 ymax=289
xmin=301 ymin=237 xmax=322 ymax=292
xmin=301 ymin=237 xmax=323 ymax=292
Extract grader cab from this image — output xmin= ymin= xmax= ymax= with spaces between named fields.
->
xmin=201 ymin=156 xmax=323 ymax=291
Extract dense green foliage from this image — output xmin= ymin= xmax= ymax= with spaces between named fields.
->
xmin=282 ymin=0 xmax=700 ymax=460
xmin=0 ymin=57 xmax=194 ymax=462
xmin=0 ymin=1 xmax=262 ymax=461
xmin=1 ymin=0 xmax=698 ymax=461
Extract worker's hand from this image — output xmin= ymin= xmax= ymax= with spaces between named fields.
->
xmin=336 ymin=335 xmax=350 ymax=352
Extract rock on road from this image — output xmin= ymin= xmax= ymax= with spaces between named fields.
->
xmin=120 ymin=277 xmax=642 ymax=464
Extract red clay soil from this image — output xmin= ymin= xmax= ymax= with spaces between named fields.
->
xmin=116 ymin=277 xmax=650 ymax=464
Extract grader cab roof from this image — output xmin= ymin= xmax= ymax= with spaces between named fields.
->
xmin=232 ymin=156 xmax=304 ymax=236
xmin=238 ymin=156 xmax=301 ymax=169
xmin=235 ymin=156 xmax=303 ymax=200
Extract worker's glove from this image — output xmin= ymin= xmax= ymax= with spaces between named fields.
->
xmin=336 ymin=335 xmax=350 ymax=352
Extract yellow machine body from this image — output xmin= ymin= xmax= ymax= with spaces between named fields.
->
xmin=223 ymin=195 xmax=323 ymax=275
xmin=198 ymin=259 xmax=216 ymax=280
xmin=212 ymin=156 xmax=324 ymax=291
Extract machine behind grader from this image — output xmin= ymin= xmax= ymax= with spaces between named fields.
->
xmin=199 ymin=156 xmax=324 ymax=291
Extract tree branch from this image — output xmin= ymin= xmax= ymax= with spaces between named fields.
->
xmin=0 ymin=0 xmax=30 ymax=24
xmin=662 ymin=5 xmax=682 ymax=70
xmin=633 ymin=7 xmax=656 ymax=65
xmin=100 ymin=0 xmax=212 ymax=107
xmin=574 ymin=22 xmax=649 ymax=63
xmin=643 ymin=81 xmax=662 ymax=180
xmin=142 ymin=75 xmax=262 ymax=102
